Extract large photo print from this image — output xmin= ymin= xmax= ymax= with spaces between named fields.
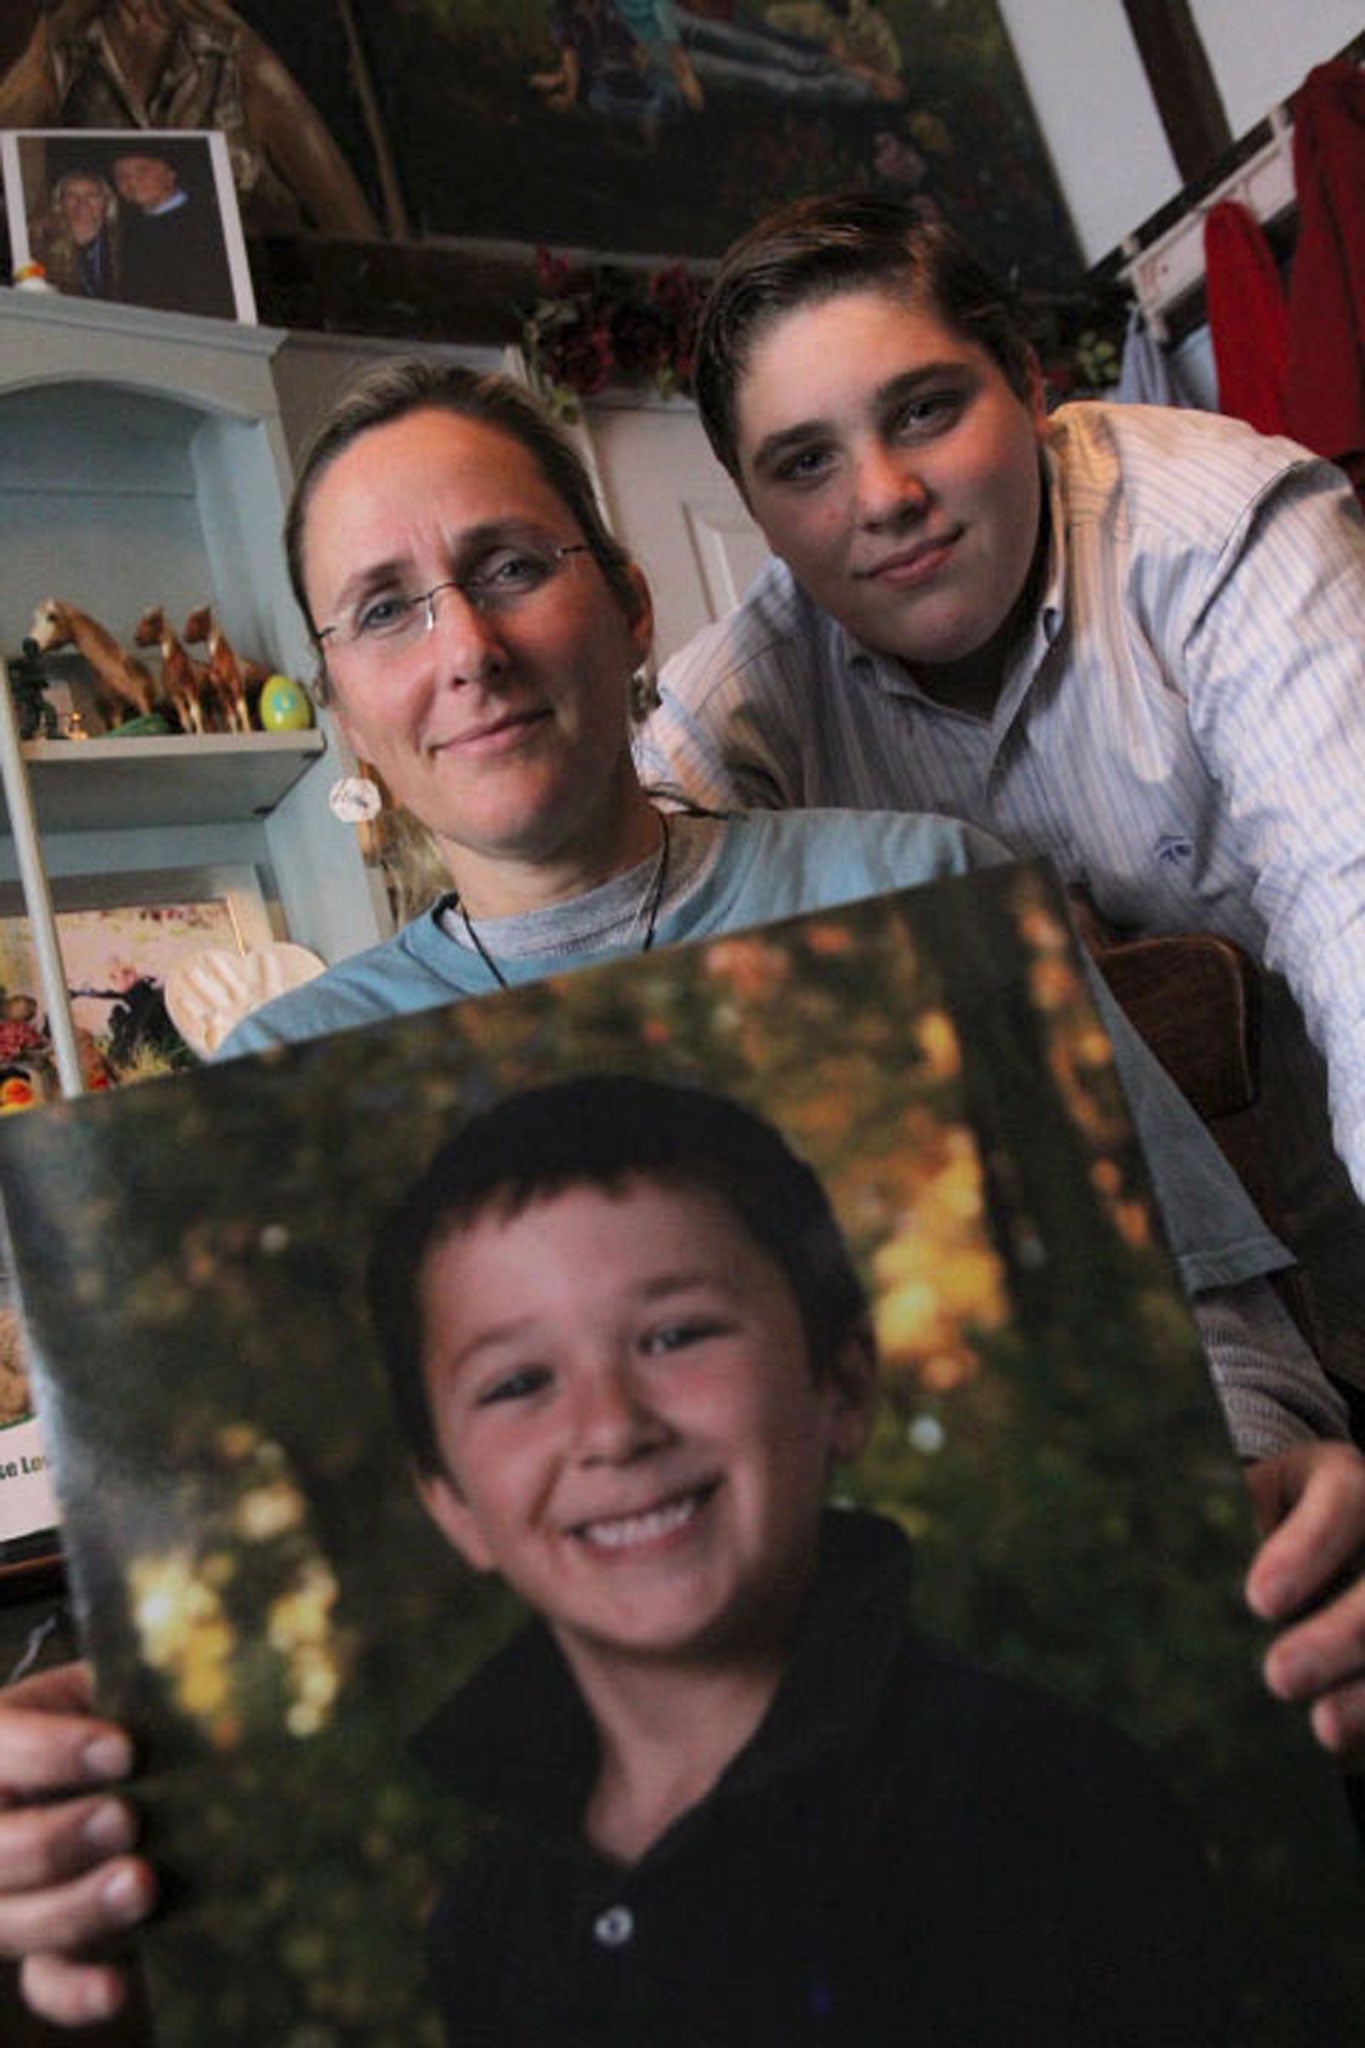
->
xmin=0 ymin=6 xmax=1082 ymax=294
xmin=356 ymin=0 xmax=1082 ymax=282
xmin=0 ymin=866 xmax=1359 ymax=2043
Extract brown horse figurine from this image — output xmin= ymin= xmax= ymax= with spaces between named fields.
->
xmin=25 ymin=597 xmax=157 ymax=729
xmin=182 ymin=605 xmax=261 ymax=734
xmin=133 ymin=605 xmax=213 ymax=734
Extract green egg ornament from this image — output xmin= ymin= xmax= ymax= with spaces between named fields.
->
xmin=258 ymin=673 xmax=313 ymax=731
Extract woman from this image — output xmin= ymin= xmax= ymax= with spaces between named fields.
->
xmin=31 ymin=166 xmax=120 ymax=298
xmin=0 ymin=358 xmax=1361 ymax=2032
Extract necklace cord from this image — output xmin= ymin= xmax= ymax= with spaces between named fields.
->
xmin=453 ymin=811 xmax=672 ymax=990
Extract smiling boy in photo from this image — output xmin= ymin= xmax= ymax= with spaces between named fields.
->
xmin=370 ymin=1072 xmax=1236 ymax=2046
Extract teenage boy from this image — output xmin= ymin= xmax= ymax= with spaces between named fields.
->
xmin=638 ymin=193 xmax=1365 ymax=1424
xmin=370 ymin=1074 xmax=1237 ymax=2044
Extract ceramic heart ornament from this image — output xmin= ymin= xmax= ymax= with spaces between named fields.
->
xmin=164 ymin=943 xmax=327 ymax=1058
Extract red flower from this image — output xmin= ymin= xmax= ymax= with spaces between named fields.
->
xmin=544 ymin=314 xmax=615 ymax=397
xmin=524 ymin=251 xmax=707 ymax=404
xmin=0 ymin=1019 xmax=43 ymax=1062
xmin=535 ymin=246 xmax=573 ymax=297
xmin=607 ymin=297 xmax=669 ymax=380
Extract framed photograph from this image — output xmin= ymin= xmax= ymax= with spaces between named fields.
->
xmin=0 ymin=864 xmax=1359 ymax=2040
xmin=1 ymin=127 xmax=256 ymax=322
xmin=0 ymin=864 xmax=273 ymax=1102
xmin=0 ymin=863 xmax=271 ymax=1589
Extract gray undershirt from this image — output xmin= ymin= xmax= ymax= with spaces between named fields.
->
xmin=436 ymin=812 xmax=726 ymax=967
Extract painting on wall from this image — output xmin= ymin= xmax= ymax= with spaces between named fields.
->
xmin=0 ymin=4 xmax=1084 ymax=294
xmin=352 ymin=0 xmax=1083 ymax=285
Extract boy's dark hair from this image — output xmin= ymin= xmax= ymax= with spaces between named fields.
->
xmin=369 ymin=1073 xmax=870 ymax=1472
xmin=284 ymin=356 xmax=643 ymax=702
xmin=694 ymin=190 xmax=1035 ymax=481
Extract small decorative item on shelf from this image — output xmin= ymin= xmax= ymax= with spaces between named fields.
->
xmin=6 ymin=645 xmax=60 ymax=740
xmin=25 ymin=596 xmax=158 ymax=731
xmin=106 ymin=710 xmax=173 ymax=738
xmin=10 ymin=259 xmax=55 ymax=293
xmin=257 ymin=672 xmax=313 ymax=731
xmin=21 ymin=597 xmax=293 ymax=738
xmin=164 ymin=942 xmax=326 ymax=1059
xmin=521 ymin=247 xmax=707 ymax=420
xmin=134 ymin=605 xmax=214 ymax=735
xmin=183 ymin=604 xmax=270 ymax=733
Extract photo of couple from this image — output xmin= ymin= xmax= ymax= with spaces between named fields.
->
xmin=4 ymin=127 xmax=252 ymax=320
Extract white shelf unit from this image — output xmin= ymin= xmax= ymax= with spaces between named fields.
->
xmin=0 ymin=288 xmax=383 ymax=967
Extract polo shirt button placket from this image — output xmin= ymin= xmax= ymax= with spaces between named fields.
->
xmin=593 ymin=1903 xmax=635 ymax=1949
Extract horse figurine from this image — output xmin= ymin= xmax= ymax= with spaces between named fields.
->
xmin=182 ymin=605 xmax=262 ymax=735
xmin=24 ymin=597 xmax=157 ymax=729
xmin=133 ymin=606 xmax=213 ymax=735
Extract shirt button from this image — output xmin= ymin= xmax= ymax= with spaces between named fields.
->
xmin=593 ymin=1904 xmax=634 ymax=1949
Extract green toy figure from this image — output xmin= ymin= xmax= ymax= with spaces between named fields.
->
xmin=7 ymin=646 xmax=60 ymax=740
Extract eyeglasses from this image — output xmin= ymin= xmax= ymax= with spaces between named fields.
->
xmin=316 ymin=541 xmax=592 ymax=670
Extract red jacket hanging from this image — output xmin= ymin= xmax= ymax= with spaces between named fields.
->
xmin=1285 ymin=57 xmax=1365 ymax=489
xmin=1203 ymin=199 xmax=1288 ymax=436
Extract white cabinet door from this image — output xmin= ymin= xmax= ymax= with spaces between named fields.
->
xmin=582 ymin=398 xmax=770 ymax=666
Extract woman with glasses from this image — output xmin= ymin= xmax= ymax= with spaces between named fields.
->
xmin=1 ymin=356 xmax=1364 ymax=2033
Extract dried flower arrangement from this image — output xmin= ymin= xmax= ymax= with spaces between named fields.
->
xmin=521 ymin=248 xmax=709 ymax=418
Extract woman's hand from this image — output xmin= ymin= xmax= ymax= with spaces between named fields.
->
xmin=0 ymin=1661 xmax=153 ymax=2027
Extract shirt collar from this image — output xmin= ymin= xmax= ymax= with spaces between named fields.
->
xmin=1036 ymin=430 xmax=1067 ymax=641
xmin=412 ymin=1507 xmax=916 ymax=1830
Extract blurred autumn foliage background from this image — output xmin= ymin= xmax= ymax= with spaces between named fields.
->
xmin=0 ymin=864 xmax=1359 ymax=2043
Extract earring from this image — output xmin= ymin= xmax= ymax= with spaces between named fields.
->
xmin=630 ymin=666 xmax=658 ymax=723
xmin=328 ymin=774 xmax=382 ymax=824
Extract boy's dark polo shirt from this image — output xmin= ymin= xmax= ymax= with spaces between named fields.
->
xmin=412 ymin=1509 xmax=1238 ymax=2045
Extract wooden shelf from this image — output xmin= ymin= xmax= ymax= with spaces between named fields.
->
xmin=5 ymin=731 xmax=327 ymax=834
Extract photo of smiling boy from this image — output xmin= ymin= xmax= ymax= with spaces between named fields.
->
xmin=370 ymin=1072 xmax=1236 ymax=2047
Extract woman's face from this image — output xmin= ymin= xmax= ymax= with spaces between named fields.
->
xmin=59 ymin=176 xmax=108 ymax=246
xmin=300 ymin=408 xmax=653 ymax=892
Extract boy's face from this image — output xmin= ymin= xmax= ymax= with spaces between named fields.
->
xmin=414 ymin=1177 xmax=875 ymax=1690
xmin=732 ymin=285 xmax=1046 ymax=683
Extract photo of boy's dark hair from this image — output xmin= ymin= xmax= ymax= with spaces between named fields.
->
xmin=368 ymin=1072 xmax=870 ymax=1471
xmin=693 ymin=189 xmax=1036 ymax=481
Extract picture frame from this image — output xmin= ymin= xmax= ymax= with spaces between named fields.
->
xmin=0 ymin=862 xmax=272 ymax=1592
xmin=0 ymin=865 xmax=1359 ymax=2037
xmin=1 ymin=127 xmax=257 ymax=323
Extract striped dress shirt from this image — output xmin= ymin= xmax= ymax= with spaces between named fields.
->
xmin=640 ymin=400 xmax=1365 ymax=1385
